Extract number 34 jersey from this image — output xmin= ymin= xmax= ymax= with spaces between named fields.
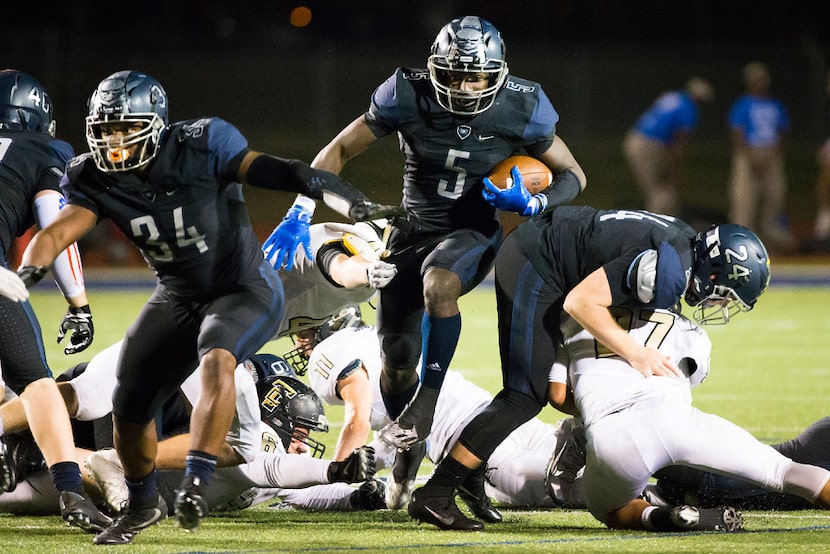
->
xmin=61 ymin=117 xmax=263 ymax=299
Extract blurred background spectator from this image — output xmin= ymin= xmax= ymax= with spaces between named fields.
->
xmin=811 ymin=69 xmax=830 ymax=252
xmin=623 ymin=77 xmax=714 ymax=215
xmin=727 ymin=61 xmax=796 ymax=253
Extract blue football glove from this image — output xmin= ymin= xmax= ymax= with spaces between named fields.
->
xmin=481 ymin=165 xmax=547 ymax=216
xmin=262 ymin=198 xmax=315 ymax=271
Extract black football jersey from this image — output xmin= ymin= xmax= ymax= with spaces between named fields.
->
xmin=518 ymin=206 xmax=697 ymax=309
xmin=365 ymin=68 xmax=559 ymax=233
xmin=62 ymin=117 xmax=263 ymax=299
xmin=0 ymin=130 xmax=73 ymax=253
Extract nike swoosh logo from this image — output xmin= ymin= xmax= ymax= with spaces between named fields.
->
xmin=134 ymin=508 xmax=163 ymax=529
xmin=477 ymin=135 xmax=495 ymax=141
xmin=425 ymin=506 xmax=454 ymax=527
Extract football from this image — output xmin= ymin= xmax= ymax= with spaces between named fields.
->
xmin=488 ymin=155 xmax=553 ymax=194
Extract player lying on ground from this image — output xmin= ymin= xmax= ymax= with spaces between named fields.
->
xmin=0 ymin=353 xmax=374 ymax=518
xmin=546 ymin=307 xmax=830 ymax=532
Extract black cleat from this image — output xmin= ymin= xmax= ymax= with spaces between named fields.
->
xmin=457 ymin=465 xmax=502 ymax=523
xmin=59 ymin=490 xmax=113 ymax=534
xmin=408 ymin=486 xmax=484 ymax=531
xmin=174 ymin=475 xmax=209 ymax=531
xmin=640 ymin=484 xmax=673 ymax=508
xmin=93 ymin=494 xmax=168 ymax=545
xmin=669 ymin=504 xmax=743 ymax=532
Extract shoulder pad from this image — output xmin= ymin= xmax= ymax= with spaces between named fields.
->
xmin=401 ymin=67 xmax=430 ymax=81
xmin=627 ymin=249 xmax=658 ymax=303
xmin=504 ymin=77 xmax=538 ymax=94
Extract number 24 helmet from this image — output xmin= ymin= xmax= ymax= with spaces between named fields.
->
xmin=86 ymin=70 xmax=168 ymax=172
xmin=0 ymin=69 xmax=56 ymax=136
xmin=428 ymin=16 xmax=508 ymax=116
xmin=257 ymin=375 xmax=329 ymax=458
xmin=684 ymin=224 xmax=770 ymax=325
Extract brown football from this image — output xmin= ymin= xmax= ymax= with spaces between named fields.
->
xmin=488 ymin=155 xmax=553 ymax=194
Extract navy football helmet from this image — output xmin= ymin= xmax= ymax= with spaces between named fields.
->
xmin=684 ymin=224 xmax=770 ymax=324
xmin=86 ymin=70 xmax=168 ymax=172
xmin=0 ymin=69 xmax=56 ymax=136
xmin=242 ymin=353 xmax=298 ymax=384
xmin=427 ymin=16 xmax=508 ymax=116
xmin=257 ymin=375 xmax=329 ymax=458
xmin=283 ymin=306 xmax=365 ymax=375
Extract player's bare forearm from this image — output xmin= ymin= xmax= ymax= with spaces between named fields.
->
xmin=21 ymin=205 xmax=96 ymax=270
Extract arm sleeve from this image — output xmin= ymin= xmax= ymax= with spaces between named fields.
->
xmin=244 ymin=153 xmax=370 ymax=211
xmin=32 ymin=191 xmax=86 ymax=300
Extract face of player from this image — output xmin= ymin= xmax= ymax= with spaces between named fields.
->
xmin=288 ymin=427 xmax=310 ymax=454
xmin=98 ymin=121 xmax=146 ymax=165
xmin=293 ymin=328 xmax=317 ymax=360
xmin=445 ymin=71 xmax=490 ymax=92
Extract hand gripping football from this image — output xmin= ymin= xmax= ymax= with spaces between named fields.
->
xmin=488 ymin=155 xmax=553 ymax=194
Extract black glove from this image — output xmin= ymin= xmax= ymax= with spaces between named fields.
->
xmin=58 ymin=304 xmax=94 ymax=354
xmin=348 ymin=200 xmax=405 ymax=223
xmin=17 ymin=265 xmax=48 ymax=288
xmin=327 ymin=446 xmax=376 ymax=483
xmin=349 ymin=478 xmax=387 ymax=511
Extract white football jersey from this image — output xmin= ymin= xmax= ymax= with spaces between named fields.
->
xmin=276 ymin=223 xmax=380 ymax=338
xmin=307 ymin=326 xmax=492 ymax=464
xmin=560 ymin=308 xmax=711 ymax=427
xmin=70 ymin=339 xmax=262 ymax=463
xmin=307 ymin=326 xmax=390 ymax=432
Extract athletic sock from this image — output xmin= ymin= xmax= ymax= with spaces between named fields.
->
xmin=429 ymin=455 xmax=473 ymax=491
xmin=126 ymin=468 xmax=159 ymax=510
xmin=49 ymin=461 xmax=84 ymax=494
xmin=642 ymin=505 xmax=676 ymax=531
xmin=185 ymin=450 xmax=217 ymax=485
xmin=419 ymin=313 xmax=461 ymax=390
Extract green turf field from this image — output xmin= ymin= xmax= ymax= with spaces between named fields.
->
xmin=1 ymin=283 xmax=828 ymax=553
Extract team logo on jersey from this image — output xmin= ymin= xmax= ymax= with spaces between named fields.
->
xmin=457 ymin=125 xmax=472 ymax=140
xmin=402 ymin=69 xmax=429 ymax=80
xmin=505 ymin=79 xmax=536 ymax=93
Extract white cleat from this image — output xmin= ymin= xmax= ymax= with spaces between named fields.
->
xmin=85 ymin=449 xmax=128 ymax=515
xmin=385 ymin=441 xmax=426 ymax=509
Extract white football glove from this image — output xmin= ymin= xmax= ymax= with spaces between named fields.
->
xmin=366 ymin=260 xmax=397 ymax=289
xmin=0 ymin=267 xmax=29 ymax=302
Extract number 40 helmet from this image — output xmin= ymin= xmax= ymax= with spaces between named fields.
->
xmin=684 ymin=224 xmax=770 ymax=325
xmin=256 ymin=375 xmax=329 ymax=458
xmin=427 ymin=16 xmax=508 ymax=116
xmin=85 ymin=70 xmax=169 ymax=172
xmin=0 ymin=69 xmax=56 ymax=136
